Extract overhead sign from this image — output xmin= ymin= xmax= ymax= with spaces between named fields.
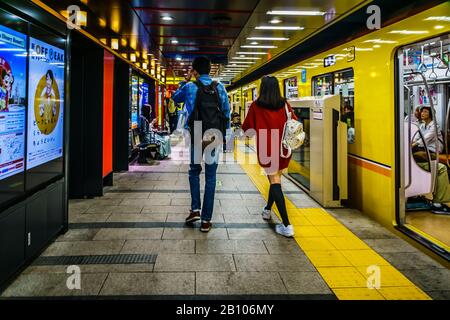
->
xmin=301 ymin=69 xmax=307 ymax=83
xmin=324 ymin=55 xmax=336 ymax=67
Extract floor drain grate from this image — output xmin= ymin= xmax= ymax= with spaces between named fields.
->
xmin=33 ymin=254 xmax=157 ymax=266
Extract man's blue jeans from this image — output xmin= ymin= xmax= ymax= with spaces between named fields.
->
xmin=189 ymin=144 xmax=219 ymax=222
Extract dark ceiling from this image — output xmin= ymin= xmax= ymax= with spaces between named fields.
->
xmin=33 ymin=0 xmax=450 ymax=84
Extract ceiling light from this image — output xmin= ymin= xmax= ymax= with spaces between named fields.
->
xmin=388 ymin=30 xmax=429 ymax=35
xmin=434 ymin=25 xmax=445 ymax=30
xmin=251 ymin=41 xmax=259 ymax=45
xmin=269 ymin=18 xmax=282 ymax=24
xmin=247 ymin=37 xmax=289 ymax=41
xmin=176 ymin=56 xmax=182 ymax=61
xmin=255 ymin=26 xmax=304 ymax=30
xmin=231 ymin=57 xmax=261 ymax=60
xmin=161 ymin=15 xmax=173 ymax=21
xmin=373 ymin=44 xmax=381 ymax=48
xmin=227 ymin=61 xmax=254 ymax=64
xmin=241 ymin=45 xmax=277 ymax=49
xmin=171 ymin=39 xmax=179 ymax=44
xmin=354 ymin=47 xmax=373 ymax=51
xmin=111 ymin=38 xmax=119 ymax=50
xmin=424 ymin=16 xmax=450 ymax=22
xmin=236 ymin=52 xmax=268 ymax=55
xmin=267 ymin=10 xmax=325 ymax=16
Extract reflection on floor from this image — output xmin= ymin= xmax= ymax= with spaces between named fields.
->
xmin=406 ymin=211 xmax=450 ymax=247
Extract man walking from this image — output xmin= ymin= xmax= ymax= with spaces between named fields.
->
xmin=172 ymin=56 xmax=230 ymax=232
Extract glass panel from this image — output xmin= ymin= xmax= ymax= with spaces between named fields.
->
xmin=0 ymin=10 xmax=27 ymax=208
xmin=288 ymin=107 xmax=310 ymax=190
xmin=26 ymin=22 xmax=66 ymax=191
xmin=313 ymin=74 xmax=332 ymax=96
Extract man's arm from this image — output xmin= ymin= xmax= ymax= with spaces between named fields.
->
xmin=172 ymin=81 xmax=187 ymax=104
xmin=217 ymin=83 xmax=231 ymax=129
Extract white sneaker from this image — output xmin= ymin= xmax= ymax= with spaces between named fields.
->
xmin=275 ymin=224 xmax=294 ymax=238
xmin=261 ymin=208 xmax=271 ymax=220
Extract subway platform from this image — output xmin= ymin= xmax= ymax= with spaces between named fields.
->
xmin=1 ymin=137 xmax=449 ymax=300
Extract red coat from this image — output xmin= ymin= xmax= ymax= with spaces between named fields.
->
xmin=242 ymin=101 xmax=298 ymax=174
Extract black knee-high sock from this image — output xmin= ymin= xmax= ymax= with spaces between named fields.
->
xmin=265 ymin=190 xmax=274 ymax=210
xmin=270 ymin=184 xmax=290 ymax=227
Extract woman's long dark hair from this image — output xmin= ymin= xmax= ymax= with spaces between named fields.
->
xmin=256 ymin=75 xmax=286 ymax=110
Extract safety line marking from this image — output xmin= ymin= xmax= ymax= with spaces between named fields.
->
xmin=234 ymin=140 xmax=430 ymax=300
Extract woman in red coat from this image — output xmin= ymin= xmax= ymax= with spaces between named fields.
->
xmin=242 ymin=75 xmax=298 ymax=237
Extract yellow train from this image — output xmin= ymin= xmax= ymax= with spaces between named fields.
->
xmin=229 ymin=2 xmax=450 ymax=264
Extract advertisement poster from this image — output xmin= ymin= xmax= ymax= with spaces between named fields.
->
xmin=131 ymin=75 xmax=138 ymax=129
xmin=285 ymin=76 xmax=298 ymax=100
xmin=0 ymin=24 xmax=27 ymax=180
xmin=27 ymin=37 xmax=65 ymax=170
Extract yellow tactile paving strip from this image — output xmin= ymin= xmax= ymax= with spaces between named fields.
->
xmin=234 ymin=141 xmax=431 ymax=300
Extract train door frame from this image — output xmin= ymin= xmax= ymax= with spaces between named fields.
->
xmin=395 ymin=34 xmax=450 ymax=261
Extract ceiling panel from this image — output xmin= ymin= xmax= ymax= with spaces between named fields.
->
xmin=219 ymin=0 xmax=370 ymax=80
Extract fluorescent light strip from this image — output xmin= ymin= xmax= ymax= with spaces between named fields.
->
xmin=241 ymin=45 xmax=277 ymax=49
xmin=389 ymin=30 xmax=429 ymax=35
xmin=227 ymin=61 xmax=254 ymax=64
xmin=363 ymin=39 xmax=398 ymax=44
xmin=424 ymin=16 xmax=450 ymax=22
xmin=267 ymin=10 xmax=325 ymax=16
xmin=255 ymin=26 xmax=304 ymax=30
xmin=231 ymin=57 xmax=261 ymax=60
xmin=247 ymin=37 xmax=289 ymax=41
xmin=236 ymin=52 xmax=268 ymax=55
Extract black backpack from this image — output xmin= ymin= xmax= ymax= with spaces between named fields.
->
xmin=188 ymin=81 xmax=228 ymax=139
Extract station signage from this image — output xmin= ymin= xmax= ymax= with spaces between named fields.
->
xmin=324 ymin=55 xmax=336 ymax=68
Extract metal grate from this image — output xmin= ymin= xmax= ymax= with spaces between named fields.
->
xmin=33 ymin=254 xmax=157 ymax=266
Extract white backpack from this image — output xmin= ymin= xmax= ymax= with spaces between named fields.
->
xmin=281 ymin=104 xmax=306 ymax=158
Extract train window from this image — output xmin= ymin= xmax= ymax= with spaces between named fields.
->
xmin=312 ymin=69 xmax=355 ymax=143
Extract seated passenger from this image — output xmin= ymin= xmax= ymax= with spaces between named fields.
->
xmin=410 ymin=106 xmax=450 ymax=215
xmin=412 ymin=106 xmax=443 ymax=154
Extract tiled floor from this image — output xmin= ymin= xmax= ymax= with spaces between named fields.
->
xmin=1 ymin=137 xmax=448 ymax=299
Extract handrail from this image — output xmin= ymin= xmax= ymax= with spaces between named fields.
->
xmin=404 ymin=85 xmax=413 ymax=189
xmin=404 ymin=71 xmax=439 ymax=192
xmin=446 ymin=98 xmax=450 ymax=167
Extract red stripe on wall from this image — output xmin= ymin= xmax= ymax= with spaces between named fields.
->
xmin=103 ymin=50 xmax=114 ymax=178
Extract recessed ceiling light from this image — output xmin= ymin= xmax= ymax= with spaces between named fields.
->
xmin=250 ymin=41 xmax=259 ymax=45
xmin=434 ymin=25 xmax=445 ymax=30
xmin=267 ymin=10 xmax=325 ymax=16
xmin=269 ymin=18 xmax=282 ymax=24
xmin=241 ymin=45 xmax=277 ymax=49
xmin=171 ymin=39 xmax=179 ymax=44
xmin=373 ymin=44 xmax=381 ymax=48
xmin=161 ymin=15 xmax=173 ymax=21
xmin=255 ymin=26 xmax=304 ymax=30
xmin=247 ymin=37 xmax=289 ymax=41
